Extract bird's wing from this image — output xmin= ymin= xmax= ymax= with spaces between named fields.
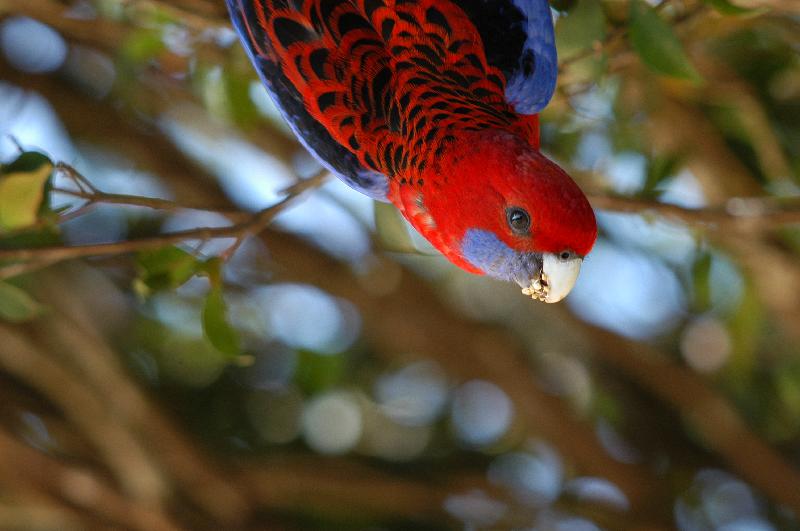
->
xmin=226 ymin=0 xmax=552 ymax=194
xmin=453 ymin=0 xmax=558 ymax=115
xmin=226 ymin=0 xmax=392 ymax=201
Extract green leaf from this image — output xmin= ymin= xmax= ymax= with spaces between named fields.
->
xmin=703 ymin=0 xmax=767 ymax=16
xmin=374 ymin=201 xmax=418 ymax=254
xmin=691 ymin=251 xmax=713 ymax=313
xmin=723 ymin=279 xmax=762 ymax=389
xmin=133 ymin=318 xmax=228 ymax=387
xmin=0 ymin=281 xmax=44 ymax=322
xmin=122 ymin=29 xmax=166 ymax=65
xmin=200 ymin=256 xmax=224 ymax=286
xmin=642 ymin=153 xmax=683 ymax=198
xmin=224 ymin=69 xmax=259 ymax=127
xmin=629 ymin=0 xmax=702 ymax=82
xmin=0 ymin=159 xmax=53 ymax=232
xmin=135 ymin=246 xmax=201 ymax=295
xmin=294 ymin=349 xmax=345 ymax=394
xmin=1 ymin=151 xmax=52 ymax=173
xmin=202 ymin=288 xmax=240 ymax=359
xmin=198 ymin=65 xmax=259 ymax=126
xmin=556 ymin=0 xmax=607 ymax=60
xmin=775 ymin=365 xmax=800 ymax=421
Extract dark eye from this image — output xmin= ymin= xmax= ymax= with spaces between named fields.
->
xmin=506 ymin=207 xmax=531 ymax=234
xmin=559 ymin=250 xmax=574 ymax=261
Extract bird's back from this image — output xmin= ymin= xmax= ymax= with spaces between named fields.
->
xmin=227 ymin=0 xmax=554 ymax=196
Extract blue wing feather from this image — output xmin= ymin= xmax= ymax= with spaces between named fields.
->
xmin=506 ymin=0 xmax=558 ymax=114
xmin=226 ymin=0 xmax=555 ymax=202
xmin=455 ymin=0 xmax=558 ymax=115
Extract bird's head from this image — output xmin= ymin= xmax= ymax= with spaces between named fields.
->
xmin=393 ymin=129 xmax=597 ymax=303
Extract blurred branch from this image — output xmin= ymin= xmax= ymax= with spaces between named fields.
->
xmin=2 ymin=0 xmax=227 ymax=62
xmin=1 ymin=145 xmax=796 ymax=280
xmin=13 ymin=56 xmax=665 ymax=516
xmin=589 ymin=193 xmax=800 ymax=230
xmin=30 ymin=268 xmax=251 ymax=524
xmin=53 ymin=163 xmax=251 ymax=222
xmin=0 ymin=57 xmax=242 ymax=207
xmin=3 ymin=58 xmax=796 ymax=520
xmin=0 ymin=428 xmax=182 ymax=531
xmin=725 ymin=238 xmax=800 ymax=341
xmin=0 ymin=322 xmax=171 ymax=506
xmin=0 ymin=170 xmax=327 ymax=271
xmin=251 ymin=229 xmax=666 ymax=510
xmin=638 ymin=86 xmax=763 ymax=203
xmin=12 ymin=265 xmax=663 ymax=529
xmin=7 ymin=268 xmax=494 ymax=527
xmin=1 ymin=0 xmax=302 ymax=160
xmin=571 ymin=317 xmax=800 ymax=515
xmin=238 ymin=456 xmax=483 ymax=519
xmin=740 ymin=0 xmax=800 ymax=14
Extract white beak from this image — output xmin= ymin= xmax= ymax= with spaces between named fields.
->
xmin=521 ymin=253 xmax=583 ymax=303
xmin=541 ymin=254 xmax=583 ymax=303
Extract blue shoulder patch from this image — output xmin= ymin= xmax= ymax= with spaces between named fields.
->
xmin=505 ymin=0 xmax=558 ymax=115
xmin=453 ymin=0 xmax=558 ymax=115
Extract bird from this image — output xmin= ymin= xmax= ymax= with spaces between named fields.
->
xmin=225 ymin=0 xmax=597 ymax=302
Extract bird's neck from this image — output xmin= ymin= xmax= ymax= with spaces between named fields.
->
xmin=387 ymin=129 xmax=536 ymax=275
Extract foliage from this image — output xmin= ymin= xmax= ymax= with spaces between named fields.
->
xmin=0 ymin=0 xmax=799 ymax=530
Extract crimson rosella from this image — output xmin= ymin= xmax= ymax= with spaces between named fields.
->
xmin=226 ymin=0 xmax=597 ymax=302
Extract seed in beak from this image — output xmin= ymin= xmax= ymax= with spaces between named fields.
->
xmin=521 ymin=272 xmax=551 ymax=301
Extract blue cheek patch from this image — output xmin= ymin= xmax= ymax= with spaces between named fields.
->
xmin=461 ymin=229 xmax=542 ymax=285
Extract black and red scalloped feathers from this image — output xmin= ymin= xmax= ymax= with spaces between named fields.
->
xmin=227 ymin=0 xmax=542 ymax=196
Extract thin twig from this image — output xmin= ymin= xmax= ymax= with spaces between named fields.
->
xmin=2 ymin=135 xmax=25 ymax=154
xmin=0 ymin=171 xmax=328 ymax=273
xmin=56 ymin=163 xmax=97 ymax=194
xmin=1 ymin=178 xmax=797 ymax=276
xmin=53 ymin=186 xmax=252 ymax=222
xmin=53 ymin=163 xmax=251 ymax=220
xmin=0 ymin=259 xmax=62 ymax=281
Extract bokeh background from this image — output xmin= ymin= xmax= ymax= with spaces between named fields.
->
xmin=0 ymin=0 xmax=799 ymax=529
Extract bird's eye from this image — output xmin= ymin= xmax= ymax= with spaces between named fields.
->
xmin=506 ymin=207 xmax=531 ymax=234
xmin=559 ymin=250 xmax=574 ymax=261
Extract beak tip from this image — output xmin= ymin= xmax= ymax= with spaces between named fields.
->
xmin=543 ymin=293 xmax=568 ymax=304
xmin=522 ymin=254 xmax=583 ymax=304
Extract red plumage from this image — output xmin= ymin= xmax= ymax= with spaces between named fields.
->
xmin=228 ymin=0 xmax=597 ymax=301
xmin=246 ymin=0 xmax=538 ymax=175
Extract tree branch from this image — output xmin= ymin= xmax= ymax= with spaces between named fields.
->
xmin=3 ymin=174 xmax=797 ymax=281
xmin=570 ymin=315 xmax=800 ymax=515
xmin=52 ymin=163 xmax=250 ymax=223
xmin=588 ymin=193 xmax=800 ymax=230
xmin=53 ymin=186 xmax=250 ymax=222
xmin=0 ymin=170 xmax=328 ymax=274
xmin=0 ymin=428 xmax=182 ymax=531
